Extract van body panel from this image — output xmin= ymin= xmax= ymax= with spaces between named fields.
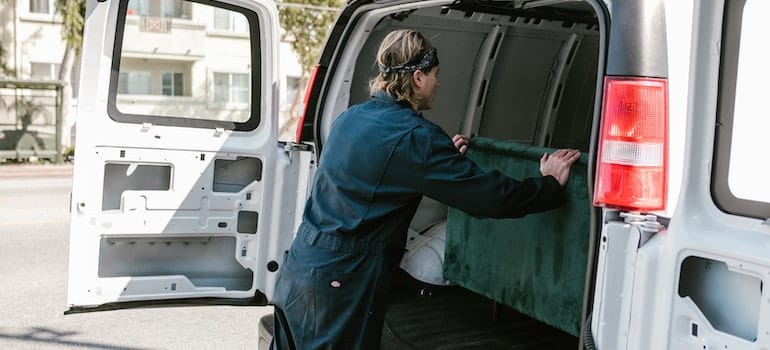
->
xmin=65 ymin=0 xmax=312 ymax=312
xmin=665 ymin=0 xmax=770 ymax=348
xmin=590 ymin=220 xmax=641 ymax=350
xmin=593 ymin=1 xmax=770 ymax=349
xmin=660 ymin=0 xmax=695 ymax=219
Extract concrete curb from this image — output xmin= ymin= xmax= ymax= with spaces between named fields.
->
xmin=0 ymin=164 xmax=74 ymax=178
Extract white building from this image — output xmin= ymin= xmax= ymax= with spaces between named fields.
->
xmin=0 ymin=0 xmax=76 ymax=156
xmin=0 ymin=0 xmax=305 ymax=153
xmin=0 ymin=0 xmax=72 ymax=83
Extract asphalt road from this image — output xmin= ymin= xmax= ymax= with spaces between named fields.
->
xmin=0 ymin=168 xmax=272 ymax=350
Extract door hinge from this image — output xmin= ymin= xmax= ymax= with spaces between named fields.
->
xmin=282 ymin=141 xmax=312 ymax=163
xmin=620 ymin=212 xmax=664 ymax=247
xmin=283 ymin=142 xmax=311 ymax=152
xmin=620 ymin=212 xmax=663 ymax=233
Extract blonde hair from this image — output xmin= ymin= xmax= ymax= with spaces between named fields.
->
xmin=369 ymin=30 xmax=435 ymax=106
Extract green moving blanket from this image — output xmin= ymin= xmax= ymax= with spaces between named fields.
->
xmin=444 ymin=137 xmax=590 ymax=336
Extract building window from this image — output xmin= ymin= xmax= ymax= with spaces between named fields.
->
xmin=128 ymin=0 xmax=191 ymax=18
xmin=30 ymin=62 xmax=60 ymax=80
xmin=162 ymin=72 xmax=184 ymax=96
xmin=110 ymin=0 xmax=257 ymax=128
xmin=161 ymin=0 xmax=192 ymax=19
xmin=213 ymin=8 xmax=248 ymax=33
xmin=118 ymin=71 xmax=152 ymax=95
xmin=126 ymin=0 xmax=150 ymax=16
xmin=213 ymin=72 xmax=249 ymax=103
xmin=29 ymin=0 xmax=50 ymax=14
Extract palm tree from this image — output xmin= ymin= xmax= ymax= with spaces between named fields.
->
xmin=55 ymin=0 xmax=85 ymax=148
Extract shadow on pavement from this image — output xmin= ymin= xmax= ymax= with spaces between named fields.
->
xmin=0 ymin=326 xmax=152 ymax=350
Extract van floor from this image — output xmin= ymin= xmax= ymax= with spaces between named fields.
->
xmin=381 ymin=272 xmax=578 ymax=350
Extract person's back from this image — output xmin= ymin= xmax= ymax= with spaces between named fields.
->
xmin=302 ymin=92 xmax=426 ymax=243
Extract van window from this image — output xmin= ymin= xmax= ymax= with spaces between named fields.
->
xmin=713 ymin=0 xmax=770 ymax=218
xmin=108 ymin=0 xmax=261 ymax=131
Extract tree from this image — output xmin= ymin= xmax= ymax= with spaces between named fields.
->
xmin=277 ymin=0 xmax=342 ymax=140
xmin=55 ymin=0 xmax=86 ymax=149
xmin=0 ymin=46 xmax=14 ymax=77
xmin=0 ymin=0 xmax=13 ymax=77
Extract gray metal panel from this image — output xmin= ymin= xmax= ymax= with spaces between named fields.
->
xmin=678 ymin=256 xmax=761 ymax=341
xmin=102 ymin=163 xmax=172 ymax=210
xmin=479 ymin=33 xmax=564 ymax=142
xmin=349 ymin=27 xmax=385 ymax=106
xmin=421 ymin=29 xmax=486 ymax=134
xmin=350 ymin=18 xmax=487 ymax=135
xmin=606 ymin=0 xmax=668 ymax=77
xmin=551 ymin=39 xmax=599 ymax=151
xmin=98 ymin=236 xmax=253 ymax=291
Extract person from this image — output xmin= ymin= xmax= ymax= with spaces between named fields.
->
xmin=270 ymin=29 xmax=581 ymax=350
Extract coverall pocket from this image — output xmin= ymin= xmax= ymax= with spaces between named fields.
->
xmin=312 ymin=267 xmax=373 ymax=348
xmin=273 ymin=263 xmax=315 ymax=343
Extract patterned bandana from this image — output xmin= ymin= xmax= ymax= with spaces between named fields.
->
xmin=378 ymin=48 xmax=439 ymax=74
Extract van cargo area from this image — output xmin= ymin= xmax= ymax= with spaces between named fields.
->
xmin=381 ymin=271 xmax=578 ymax=349
xmin=260 ymin=271 xmax=579 ymax=349
xmin=311 ymin=0 xmax=603 ymax=347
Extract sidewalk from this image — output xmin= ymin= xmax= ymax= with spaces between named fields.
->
xmin=0 ymin=163 xmax=73 ymax=178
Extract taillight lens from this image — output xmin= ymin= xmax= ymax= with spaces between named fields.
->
xmin=295 ymin=65 xmax=319 ymax=142
xmin=593 ymin=76 xmax=668 ymax=212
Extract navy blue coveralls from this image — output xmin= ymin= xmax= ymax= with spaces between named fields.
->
xmin=270 ymin=91 xmax=565 ymax=350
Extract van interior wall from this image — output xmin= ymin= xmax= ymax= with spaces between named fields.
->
xmin=349 ymin=10 xmax=488 ymax=135
xmin=349 ymin=3 xmax=599 ymax=151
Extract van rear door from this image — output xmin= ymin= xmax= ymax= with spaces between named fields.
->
xmin=665 ymin=1 xmax=770 ymax=348
xmin=66 ymin=0 xmax=312 ymax=313
xmin=592 ymin=1 xmax=770 ymax=349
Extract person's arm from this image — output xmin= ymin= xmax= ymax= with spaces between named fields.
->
xmin=415 ymin=126 xmax=578 ymax=219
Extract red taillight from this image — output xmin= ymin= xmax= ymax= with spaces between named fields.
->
xmin=295 ymin=65 xmax=320 ymax=142
xmin=593 ymin=76 xmax=668 ymax=212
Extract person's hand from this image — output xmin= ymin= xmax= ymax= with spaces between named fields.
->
xmin=540 ymin=149 xmax=581 ymax=186
xmin=452 ymin=134 xmax=469 ymax=155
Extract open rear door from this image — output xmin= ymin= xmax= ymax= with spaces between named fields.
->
xmin=66 ymin=0 xmax=312 ymax=313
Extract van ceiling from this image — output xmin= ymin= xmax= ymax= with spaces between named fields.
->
xmin=448 ymin=0 xmax=598 ymax=25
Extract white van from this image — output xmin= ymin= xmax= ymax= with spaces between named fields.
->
xmin=66 ymin=0 xmax=770 ymax=349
